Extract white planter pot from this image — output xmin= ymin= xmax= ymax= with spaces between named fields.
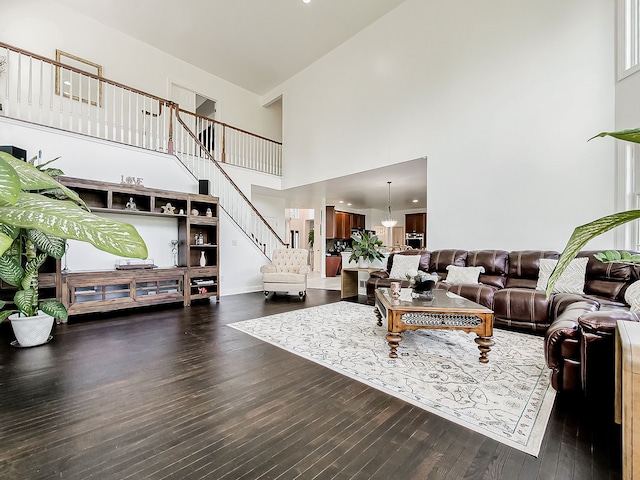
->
xmin=9 ymin=311 xmax=54 ymax=347
xmin=358 ymin=257 xmax=370 ymax=268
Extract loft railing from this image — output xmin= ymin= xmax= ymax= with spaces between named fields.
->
xmin=0 ymin=41 xmax=288 ymax=256
xmin=0 ymin=42 xmax=282 ymax=174
xmin=182 ymin=108 xmax=282 ymax=176
xmin=0 ymin=43 xmax=172 ymax=152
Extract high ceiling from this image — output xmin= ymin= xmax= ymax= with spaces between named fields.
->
xmin=54 ymin=0 xmax=423 ymax=211
xmin=54 ymin=0 xmax=407 ymax=96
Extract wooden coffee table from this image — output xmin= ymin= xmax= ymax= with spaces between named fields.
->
xmin=374 ymin=288 xmax=495 ymax=363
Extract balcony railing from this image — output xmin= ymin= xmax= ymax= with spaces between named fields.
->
xmin=0 ymin=42 xmax=287 ymax=256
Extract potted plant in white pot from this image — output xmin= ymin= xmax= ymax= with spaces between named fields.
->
xmin=0 ymin=151 xmax=148 ymax=346
xmin=348 ymin=231 xmax=383 ymax=268
xmin=547 ymin=127 xmax=640 ymax=293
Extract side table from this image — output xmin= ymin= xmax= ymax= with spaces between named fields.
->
xmin=340 ymin=267 xmax=380 ymax=298
xmin=615 ymin=320 xmax=640 ymax=480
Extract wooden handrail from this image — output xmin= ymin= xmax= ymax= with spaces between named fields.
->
xmin=174 ymin=109 xmax=288 ymax=248
xmin=176 ymin=108 xmax=282 ymax=145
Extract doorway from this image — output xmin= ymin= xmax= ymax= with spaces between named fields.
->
xmin=171 ymin=83 xmax=217 ymax=154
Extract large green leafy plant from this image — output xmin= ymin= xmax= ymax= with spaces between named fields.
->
xmin=348 ymin=231 xmax=384 ymax=263
xmin=0 ymin=151 xmax=148 ymax=322
xmin=547 ymin=128 xmax=640 ymax=295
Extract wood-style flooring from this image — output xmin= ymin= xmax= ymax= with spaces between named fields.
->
xmin=0 ymin=290 xmax=622 ymax=479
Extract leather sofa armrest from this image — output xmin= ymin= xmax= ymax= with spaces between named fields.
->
xmin=550 ymin=293 xmax=599 ymax=320
xmin=260 ymin=264 xmax=276 ymax=274
xmin=369 ymin=270 xmax=389 ymax=280
xmin=544 ymin=317 xmax=580 ymax=370
xmin=578 ymin=309 xmax=640 ymax=336
xmin=544 ymin=299 xmax=596 ymax=369
xmin=299 ymin=265 xmax=311 ymax=275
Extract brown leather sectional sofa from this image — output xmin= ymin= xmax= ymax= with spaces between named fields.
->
xmin=365 ymin=249 xmax=640 ymax=396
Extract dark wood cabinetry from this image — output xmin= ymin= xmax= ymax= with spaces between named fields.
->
xmin=51 ymin=177 xmax=220 ymax=318
xmin=326 ymin=206 xmax=336 ymax=239
xmin=405 ymin=213 xmax=426 ymax=234
xmin=335 ymin=211 xmax=351 ymax=239
xmin=352 ymin=214 xmax=365 ymax=230
xmin=326 ymin=207 xmax=366 ymax=239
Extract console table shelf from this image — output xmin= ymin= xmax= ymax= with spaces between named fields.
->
xmin=61 ymin=267 xmax=187 ymax=315
xmin=47 ymin=177 xmax=222 ymax=318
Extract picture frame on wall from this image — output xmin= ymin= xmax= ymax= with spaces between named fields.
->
xmin=55 ymin=49 xmax=102 ymax=107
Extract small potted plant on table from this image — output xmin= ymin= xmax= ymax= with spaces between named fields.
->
xmin=348 ymin=231 xmax=384 ymax=268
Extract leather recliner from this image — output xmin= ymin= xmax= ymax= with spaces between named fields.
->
xmin=365 ymin=247 xmax=640 ymax=396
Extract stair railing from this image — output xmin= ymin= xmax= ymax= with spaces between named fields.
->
xmin=173 ymin=107 xmax=288 ymax=255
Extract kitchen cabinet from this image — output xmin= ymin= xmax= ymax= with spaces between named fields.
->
xmin=335 ymin=211 xmax=351 ymax=239
xmin=405 ymin=213 xmax=426 ymax=235
xmin=352 ymin=214 xmax=365 ymax=230
xmin=326 ymin=206 xmax=336 ymax=239
xmin=326 ymin=207 xmax=365 ymax=239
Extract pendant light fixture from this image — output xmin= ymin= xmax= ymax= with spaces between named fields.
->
xmin=381 ymin=181 xmax=398 ymax=228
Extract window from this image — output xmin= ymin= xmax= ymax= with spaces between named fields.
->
xmin=618 ymin=0 xmax=640 ymax=79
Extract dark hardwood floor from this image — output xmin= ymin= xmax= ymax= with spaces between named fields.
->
xmin=0 ymin=290 xmax=622 ymax=479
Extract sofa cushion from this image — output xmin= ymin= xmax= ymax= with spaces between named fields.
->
xmin=535 ymin=257 xmax=588 ymax=294
xmin=505 ymin=250 xmax=559 ymax=289
xmin=429 ymin=250 xmax=468 ymax=279
xmin=444 ymin=265 xmax=484 ymax=284
xmin=436 ymin=283 xmax=498 ymax=309
xmin=466 ymin=250 xmax=509 ymax=288
xmin=624 ymin=280 xmax=640 ymax=312
xmin=493 ymin=288 xmax=550 ymax=325
xmin=389 ymin=254 xmax=421 ymax=280
xmin=385 ymin=250 xmax=430 ymax=273
xmin=577 ymin=250 xmax=640 ymax=301
xmin=263 ymin=272 xmax=306 ymax=283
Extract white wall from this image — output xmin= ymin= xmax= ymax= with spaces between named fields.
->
xmin=1 ymin=0 xmax=282 ymax=142
xmin=0 ymin=117 xmax=267 ymax=295
xmin=272 ymin=0 xmax=616 ymax=251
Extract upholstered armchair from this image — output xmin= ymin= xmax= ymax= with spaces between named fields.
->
xmin=261 ymin=248 xmax=310 ymax=299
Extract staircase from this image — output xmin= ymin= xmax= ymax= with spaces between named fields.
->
xmin=0 ymin=42 xmax=287 ymax=258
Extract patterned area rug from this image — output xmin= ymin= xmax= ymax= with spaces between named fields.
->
xmin=228 ymin=301 xmax=556 ymax=456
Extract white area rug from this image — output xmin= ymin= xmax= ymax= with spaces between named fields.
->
xmin=228 ymin=301 xmax=556 ymax=456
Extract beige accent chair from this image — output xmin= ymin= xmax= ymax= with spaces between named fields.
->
xmin=261 ymin=248 xmax=310 ymax=299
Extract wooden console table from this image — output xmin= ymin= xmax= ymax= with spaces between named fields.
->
xmin=615 ymin=320 xmax=640 ymax=480
xmin=340 ymin=267 xmax=381 ymax=298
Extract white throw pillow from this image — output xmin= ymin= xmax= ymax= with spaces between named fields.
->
xmin=535 ymin=257 xmax=588 ymax=294
xmin=444 ymin=265 xmax=485 ymax=284
xmin=624 ymin=280 xmax=640 ymax=313
xmin=389 ymin=254 xmax=421 ymax=280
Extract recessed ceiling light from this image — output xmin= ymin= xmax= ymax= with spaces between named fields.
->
xmin=303 ymin=0 xmax=311 ymax=3
xmin=412 ymin=199 xmax=418 ymax=203
xmin=347 ymin=203 xmax=352 ymax=206
xmin=338 ymin=200 xmax=344 ymax=204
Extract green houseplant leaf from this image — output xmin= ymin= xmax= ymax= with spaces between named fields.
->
xmin=589 ymin=127 xmax=640 ymax=144
xmin=0 ymin=192 xmax=148 ymax=258
xmin=0 ymin=153 xmax=20 ymax=206
xmin=0 ymin=152 xmax=87 ymax=209
xmin=547 ymin=210 xmax=640 ymax=296
xmin=348 ymin=231 xmax=384 ymax=263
